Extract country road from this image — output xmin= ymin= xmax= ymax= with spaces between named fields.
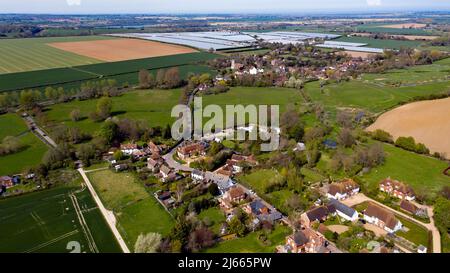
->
xmin=22 ymin=115 xmax=57 ymax=148
xmin=78 ymin=168 xmax=131 ymax=253
xmin=342 ymin=193 xmax=441 ymax=253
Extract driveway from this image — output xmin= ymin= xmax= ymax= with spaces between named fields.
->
xmin=342 ymin=193 xmax=441 ymax=253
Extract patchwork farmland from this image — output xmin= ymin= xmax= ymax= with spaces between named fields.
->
xmin=0 ymin=36 xmax=112 ymax=74
xmin=0 ymin=52 xmax=218 ymax=92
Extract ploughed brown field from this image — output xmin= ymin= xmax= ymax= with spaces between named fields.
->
xmin=48 ymin=38 xmax=197 ymax=62
xmin=340 ymin=51 xmax=376 ymax=59
xmin=367 ymin=98 xmax=450 ymax=158
xmin=383 ymin=23 xmax=427 ymax=29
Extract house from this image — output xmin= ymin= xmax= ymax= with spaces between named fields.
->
xmin=219 ymin=186 xmax=247 ymax=210
xmin=400 ymin=200 xmax=418 ymax=215
xmin=205 ymin=172 xmax=234 ymax=195
xmin=159 ymin=165 xmax=176 ymax=183
xmin=379 ymin=178 xmax=415 ymax=201
xmin=230 ymin=60 xmax=244 ymax=70
xmin=147 ymin=158 xmax=161 ymax=173
xmin=114 ymin=164 xmax=128 ymax=172
xmin=120 ymin=143 xmax=139 ymax=156
xmin=191 ymin=169 xmax=205 ymax=181
xmin=177 ymin=142 xmax=206 ymax=160
xmin=363 ymin=203 xmax=402 ymax=233
xmin=328 ymin=199 xmax=359 ymax=222
xmin=293 ymin=142 xmax=306 ymax=152
xmin=284 ymin=228 xmax=325 ymax=253
xmin=327 ymin=179 xmax=360 ymax=200
xmin=0 ymin=176 xmax=13 ymax=188
xmin=244 ymin=200 xmax=282 ymax=223
xmin=147 ymin=141 xmax=161 ymax=155
xmin=226 ymin=154 xmax=257 ymax=174
xmin=301 ymin=205 xmax=336 ymax=227
xmin=417 ymin=245 xmax=427 ymax=253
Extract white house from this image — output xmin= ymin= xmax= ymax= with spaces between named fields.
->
xmin=328 ymin=199 xmax=358 ymax=222
xmin=363 ymin=203 xmax=402 ymax=233
xmin=191 ymin=170 xmax=205 ymax=181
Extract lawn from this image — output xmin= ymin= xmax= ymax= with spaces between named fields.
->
xmin=0 ymin=36 xmax=110 ymax=74
xmin=87 ymin=170 xmax=149 ymax=211
xmin=43 ymin=89 xmax=181 ymax=135
xmin=205 ymin=224 xmax=291 ymax=253
xmin=197 ymin=207 xmax=226 ymax=234
xmin=0 ymin=182 xmax=121 ymax=253
xmin=360 ymin=143 xmax=450 ymax=197
xmin=87 ymin=169 xmax=174 ymax=249
xmin=396 ymin=216 xmax=430 ymax=249
xmin=238 ymin=169 xmax=281 ymax=194
xmin=0 ymin=113 xmax=48 ymax=175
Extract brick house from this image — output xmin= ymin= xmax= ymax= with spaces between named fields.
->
xmin=327 ymin=179 xmax=360 ymax=200
xmin=177 ymin=142 xmax=206 ymax=160
xmin=285 ymin=228 xmax=325 ymax=253
xmin=379 ymin=178 xmax=415 ymax=201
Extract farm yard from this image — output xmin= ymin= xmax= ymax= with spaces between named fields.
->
xmin=42 ymin=89 xmax=182 ymax=135
xmin=48 ymin=38 xmax=197 ymax=62
xmin=0 ymin=114 xmax=48 ymax=175
xmin=0 ymin=183 xmax=121 ymax=253
xmin=87 ymin=170 xmax=174 ymax=249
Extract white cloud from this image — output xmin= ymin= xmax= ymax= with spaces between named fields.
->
xmin=66 ymin=0 xmax=81 ymax=6
xmin=366 ymin=0 xmax=382 ymax=7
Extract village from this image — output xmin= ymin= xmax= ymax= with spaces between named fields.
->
xmin=45 ymin=123 xmax=435 ymax=254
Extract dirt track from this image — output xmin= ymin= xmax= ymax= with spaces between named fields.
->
xmin=48 ymin=38 xmax=197 ymax=62
xmin=367 ymin=98 xmax=450 ymax=159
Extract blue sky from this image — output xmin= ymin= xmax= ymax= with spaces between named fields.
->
xmin=1 ymin=0 xmax=449 ymax=14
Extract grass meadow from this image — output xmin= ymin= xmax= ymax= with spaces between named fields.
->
xmin=43 ymin=89 xmax=182 ymax=135
xmin=0 ymin=113 xmax=48 ymax=175
xmin=88 ymin=169 xmax=174 ymax=249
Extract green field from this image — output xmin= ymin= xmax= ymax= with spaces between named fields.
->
xmin=0 ymin=183 xmax=121 ymax=253
xmin=355 ymin=24 xmax=432 ymax=36
xmin=304 ymin=80 xmax=450 ymax=114
xmin=360 ymin=143 xmax=450 ymax=196
xmin=361 ymin=57 xmax=450 ymax=85
xmin=205 ymin=224 xmax=291 ymax=253
xmin=0 ymin=36 xmax=112 ymax=74
xmin=0 ymin=52 xmax=218 ymax=92
xmin=88 ymin=170 xmax=174 ymax=249
xmin=199 ymin=86 xmax=304 ymax=127
xmin=0 ymin=113 xmax=48 ymax=175
xmin=43 ymin=89 xmax=181 ymax=135
xmin=336 ymin=36 xmax=422 ymax=50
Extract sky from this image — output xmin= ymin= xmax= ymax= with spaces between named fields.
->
xmin=1 ymin=0 xmax=450 ymax=14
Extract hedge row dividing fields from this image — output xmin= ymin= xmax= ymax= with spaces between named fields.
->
xmin=0 ymin=52 xmax=218 ymax=92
